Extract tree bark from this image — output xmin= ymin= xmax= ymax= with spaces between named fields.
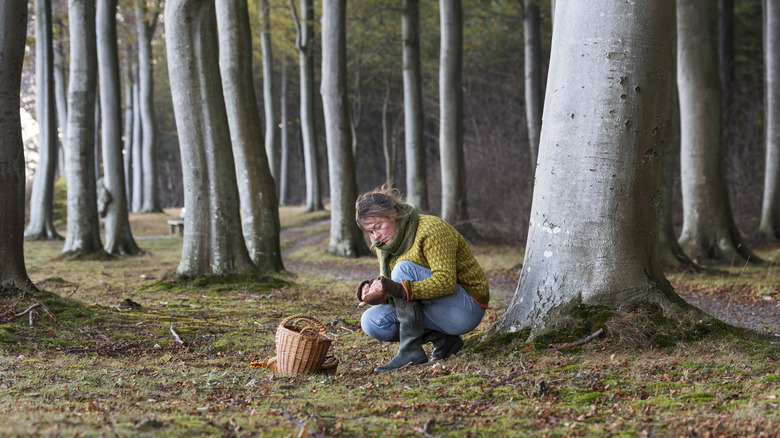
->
xmin=321 ymin=0 xmax=369 ymax=258
xmin=97 ymin=0 xmax=142 ymax=255
xmin=260 ymin=0 xmax=279 ymax=186
xmin=523 ymin=0 xmax=543 ymax=169
xmin=62 ymin=0 xmax=105 ymax=257
xmin=26 ymin=0 xmax=62 ymax=240
xmin=0 ymin=2 xmax=34 ymax=291
xmin=215 ymin=0 xmax=283 ymax=271
xmin=677 ymin=0 xmax=756 ymax=264
xmin=279 ymin=62 xmax=291 ymax=206
xmin=492 ymin=0 xmax=687 ymax=339
xmin=53 ymin=22 xmax=68 ymax=176
xmin=439 ymin=0 xmax=468 ymax=227
xmin=131 ymin=71 xmax=143 ymax=212
xmin=135 ymin=0 xmax=162 ymax=213
xmin=402 ymin=0 xmax=428 ymax=211
xmin=759 ymin=1 xmax=780 ymax=240
xmin=165 ymin=0 xmax=256 ymax=276
xmin=658 ymin=76 xmax=698 ymax=269
xmin=290 ymin=0 xmax=323 ymax=212
xmin=122 ymin=48 xmax=134 ymax=203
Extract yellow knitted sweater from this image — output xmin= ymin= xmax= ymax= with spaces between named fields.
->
xmin=379 ymin=215 xmax=490 ymax=306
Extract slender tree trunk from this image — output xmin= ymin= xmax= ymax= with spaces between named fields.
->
xmin=279 ymin=62 xmax=291 ymax=206
xmin=131 ymin=73 xmax=143 ymax=212
xmin=0 ymin=2 xmax=34 ymax=291
xmin=658 ymin=76 xmax=698 ymax=268
xmin=260 ymin=0 xmax=279 ymax=186
xmin=97 ymin=0 xmax=141 ymax=255
xmin=381 ymin=79 xmax=391 ymax=183
xmin=123 ymin=48 xmax=134 ymax=203
xmin=322 ymin=0 xmax=368 ymax=258
xmin=492 ymin=0 xmax=687 ymax=339
xmin=718 ymin=0 xmax=735 ymax=112
xmin=439 ymin=0 xmax=468 ymax=226
xmin=523 ymin=0 xmax=543 ymax=168
xmin=759 ymin=0 xmax=780 ymax=240
xmin=215 ymin=0 xmax=283 ymax=271
xmin=135 ymin=0 xmax=161 ymax=213
xmin=26 ymin=0 xmax=62 ymax=240
xmin=165 ymin=0 xmax=256 ymax=276
xmin=62 ymin=0 xmax=105 ymax=257
xmin=290 ymin=0 xmax=323 ymax=212
xmin=53 ymin=26 xmax=68 ymax=175
xmin=94 ymin=92 xmax=101 ymax=179
xmin=677 ymin=0 xmax=756 ymax=264
xmin=402 ymin=0 xmax=428 ymax=211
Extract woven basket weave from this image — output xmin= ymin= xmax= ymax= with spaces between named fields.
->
xmin=275 ymin=314 xmax=332 ymax=375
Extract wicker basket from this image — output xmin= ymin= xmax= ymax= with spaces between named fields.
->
xmin=275 ymin=314 xmax=332 ymax=375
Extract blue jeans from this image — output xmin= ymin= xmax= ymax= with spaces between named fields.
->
xmin=360 ymin=261 xmax=486 ymax=342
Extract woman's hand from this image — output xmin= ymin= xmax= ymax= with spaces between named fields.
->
xmin=357 ymin=278 xmax=387 ymax=305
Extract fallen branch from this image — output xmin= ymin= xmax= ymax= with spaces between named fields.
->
xmin=169 ymin=325 xmax=185 ymax=345
xmin=32 ymin=299 xmax=57 ymax=322
xmin=546 ymin=328 xmax=604 ymax=352
xmin=16 ymin=302 xmax=41 ymax=319
xmin=281 ymin=411 xmax=325 ymax=438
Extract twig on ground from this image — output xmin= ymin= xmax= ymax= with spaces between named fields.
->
xmin=169 ymin=325 xmax=185 ymax=345
xmin=32 ymin=299 xmax=57 ymax=322
xmin=281 ymin=411 xmax=325 ymax=438
xmin=545 ymin=328 xmax=604 ymax=352
xmin=16 ymin=302 xmax=41 ymax=319
xmin=66 ymin=284 xmax=80 ymax=298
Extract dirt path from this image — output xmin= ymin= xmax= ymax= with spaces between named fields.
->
xmin=281 ymin=221 xmax=780 ymax=337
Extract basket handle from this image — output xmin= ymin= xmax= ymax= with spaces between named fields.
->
xmin=299 ymin=326 xmax=320 ymax=340
xmin=279 ymin=313 xmax=327 ymax=334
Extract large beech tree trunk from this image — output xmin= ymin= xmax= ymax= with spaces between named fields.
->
xmin=26 ymin=0 xmax=61 ymax=240
xmin=402 ymin=0 xmax=428 ymax=211
xmin=290 ymin=0 xmax=323 ymax=212
xmin=97 ymin=0 xmax=141 ymax=255
xmin=676 ymin=0 xmax=756 ymax=263
xmin=215 ymin=0 xmax=283 ymax=271
xmin=0 ymin=2 xmax=34 ymax=291
xmin=62 ymin=0 xmax=105 ymax=257
xmin=165 ymin=0 xmax=256 ymax=276
xmin=439 ymin=0 xmax=468 ymax=226
xmin=322 ymin=0 xmax=368 ymax=258
xmin=759 ymin=1 xmax=780 ymax=240
xmin=492 ymin=0 xmax=687 ymax=339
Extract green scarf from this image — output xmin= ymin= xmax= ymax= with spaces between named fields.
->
xmin=373 ymin=204 xmax=419 ymax=278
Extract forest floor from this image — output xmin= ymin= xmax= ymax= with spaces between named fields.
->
xmin=0 ymin=207 xmax=778 ymax=437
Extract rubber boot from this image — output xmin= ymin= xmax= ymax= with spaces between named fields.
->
xmin=423 ymin=330 xmax=464 ymax=362
xmin=374 ymin=299 xmax=428 ymax=373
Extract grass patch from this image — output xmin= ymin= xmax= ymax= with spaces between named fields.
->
xmin=1 ymin=207 xmax=778 ymax=436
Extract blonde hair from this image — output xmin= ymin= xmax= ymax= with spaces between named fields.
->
xmin=355 ymin=183 xmax=411 ymax=229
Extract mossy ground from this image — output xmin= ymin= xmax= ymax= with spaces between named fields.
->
xmin=0 ymin=208 xmax=778 ymax=436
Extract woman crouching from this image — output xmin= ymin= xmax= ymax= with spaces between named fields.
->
xmin=355 ymin=185 xmax=489 ymax=373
